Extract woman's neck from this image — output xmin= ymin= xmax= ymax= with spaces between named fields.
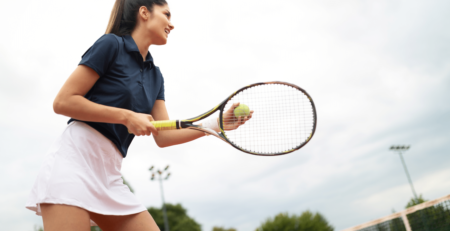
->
xmin=131 ymin=30 xmax=152 ymax=61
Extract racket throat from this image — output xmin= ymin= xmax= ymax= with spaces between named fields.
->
xmin=179 ymin=121 xmax=196 ymax=129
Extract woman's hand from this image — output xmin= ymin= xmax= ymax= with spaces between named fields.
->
xmin=222 ymin=102 xmax=254 ymax=131
xmin=125 ymin=112 xmax=158 ymax=136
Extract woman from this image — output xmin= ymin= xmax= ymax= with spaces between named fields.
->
xmin=26 ymin=0 xmax=249 ymax=230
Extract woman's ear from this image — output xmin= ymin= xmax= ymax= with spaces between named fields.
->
xmin=138 ymin=6 xmax=150 ymax=21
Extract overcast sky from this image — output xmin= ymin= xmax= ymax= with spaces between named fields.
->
xmin=1 ymin=0 xmax=449 ymax=230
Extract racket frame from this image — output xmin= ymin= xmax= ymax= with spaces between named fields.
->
xmin=170 ymin=81 xmax=317 ymax=156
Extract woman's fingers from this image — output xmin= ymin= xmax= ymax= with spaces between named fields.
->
xmin=148 ymin=124 xmax=158 ymax=136
xmin=127 ymin=113 xmax=158 ymax=136
xmin=147 ymin=115 xmax=158 ymax=136
xmin=222 ymin=103 xmax=254 ymax=130
xmin=242 ymin=111 xmax=253 ymax=124
xmin=246 ymin=111 xmax=254 ymax=120
xmin=136 ymin=125 xmax=157 ymax=136
xmin=239 ymin=110 xmax=254 ymax=124
xmin=148 ymin=115 xmax=155 ymax=121
xmin=237 ymin=116 xmax=242 ymax=124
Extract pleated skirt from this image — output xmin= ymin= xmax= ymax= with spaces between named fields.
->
xmin=26 ymin=121 xmax=146 ymax=226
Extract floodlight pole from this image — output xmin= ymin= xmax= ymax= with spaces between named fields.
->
xmin=390 ymin=145 xmax=430 ymax=231
xmin=158 ymin=173 xmax=170 ymax=231
xmin=150 ymin=166 xmax=171 ymax=231
xmin=390 ymin=145 xmax=418 ymax=201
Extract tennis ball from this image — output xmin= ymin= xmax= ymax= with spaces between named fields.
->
xmin=234 ymin=104 xmax=250 ymax=117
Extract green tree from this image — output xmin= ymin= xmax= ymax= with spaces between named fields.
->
xmin=255 ymin=210 xmax=334 ymax=231
xmin=405 ymin=194 xmax=427 ymax=208
xmin=212 ymin=227 xmax=237 ymax=231
xmin=148 ymin=203 xmax=201 ymax=231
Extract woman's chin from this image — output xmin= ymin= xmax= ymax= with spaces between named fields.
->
xmin=153 ymin=37 xmax=168 ymax=45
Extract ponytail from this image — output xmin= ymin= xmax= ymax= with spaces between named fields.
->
xmin=105 ymin=0 xmax=167 ymax=36
xmin=105 ymin=0 xmax=125 ymax=35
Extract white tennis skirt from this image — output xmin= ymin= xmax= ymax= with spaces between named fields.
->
xmin=26 ymin=121 xmax=146 ymax=226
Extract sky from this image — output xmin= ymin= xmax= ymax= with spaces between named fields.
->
xmin=1 ymin=0 xmax=449 ymax=230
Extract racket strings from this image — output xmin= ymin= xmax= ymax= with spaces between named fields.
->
xmin=222 ymin=83 xmax=315 ymax=155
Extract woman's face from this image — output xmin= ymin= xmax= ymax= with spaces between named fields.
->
xmin=144 ymin=4 xmax=174 ymax=45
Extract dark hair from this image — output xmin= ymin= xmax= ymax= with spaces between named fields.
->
xmin=105 ymin=0 xmax=167 ymax=36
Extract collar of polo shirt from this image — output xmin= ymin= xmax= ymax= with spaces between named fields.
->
xmin=123 ymin=35 xmax=154 ymax=66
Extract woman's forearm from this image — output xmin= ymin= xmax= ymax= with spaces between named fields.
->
xmin=53 ymin=95 xmax=131 ymax=125
xmin=154 ymin=129 xmax=206 ymax=148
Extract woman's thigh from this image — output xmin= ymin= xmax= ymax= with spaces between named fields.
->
xmin=89 ymin=210 xmax=160 ymax=231
xmin=40 ymin=203 xmax=91 ymax=231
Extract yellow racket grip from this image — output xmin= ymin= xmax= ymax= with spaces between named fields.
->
xmin=150 ymin=120 xmax=178 ymax=131
xmin=128 ymin=120 xmax=178 ymax=134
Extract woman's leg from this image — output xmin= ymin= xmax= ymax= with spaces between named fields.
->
xmin=89 ymin=210 xmax=160 ymax=231
xmin=40 ymin=203 xmax=91 ymax=231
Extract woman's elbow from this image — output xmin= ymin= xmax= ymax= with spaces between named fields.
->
xmin=154 ymin=137 xmax=171 ymax=148
xmin=155 ymin=141 xmax=169 ymax=148
xmin=53 ymin=97 xmax=64 ymax=115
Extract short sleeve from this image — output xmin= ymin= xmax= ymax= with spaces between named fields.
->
xmin=157 ymin=76 xmax=165 ymax=101
xmin=79 ymin=34 xmax=119 ymax=77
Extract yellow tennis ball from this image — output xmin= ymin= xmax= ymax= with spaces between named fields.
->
xmin=234 ymin=104 xmax=250 ymax=117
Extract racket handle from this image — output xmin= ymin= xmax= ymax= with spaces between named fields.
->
xmin=128 ymin=120 xmax=178 ymax=134
xmin=150 ymin=120 xmax=178 ymax=131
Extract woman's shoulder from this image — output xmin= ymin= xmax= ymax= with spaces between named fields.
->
xmin=80 ymin=34 xmax=124 ymax=67
xmin=154 ymin=66 xmax=164 ymax=76
xmin=92 ymin=33 xmax=122 ymax=49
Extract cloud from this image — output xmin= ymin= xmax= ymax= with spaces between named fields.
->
xmin=1 ymin=0 xmax=449 ymax=230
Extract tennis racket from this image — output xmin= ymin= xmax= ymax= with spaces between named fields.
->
xmin=150 ymin=81 xmax=317 ymax=156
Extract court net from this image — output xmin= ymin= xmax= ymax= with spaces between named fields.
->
xmin=341 ymin=194 xmax=450 ymax=231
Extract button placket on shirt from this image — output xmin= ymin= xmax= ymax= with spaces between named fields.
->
xmin=136 ymin=53 xmax=144 ymax=86
xmin=141 ymin=65 xmax=145 ymax=86
xmin=140 ymin=62 xmax=153 ymax=87
xmin=137 ymin=67 xmax=143 ymax=86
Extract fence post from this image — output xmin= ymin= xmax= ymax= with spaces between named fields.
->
xmin=401 ymin=212 xmax=412 ymax=231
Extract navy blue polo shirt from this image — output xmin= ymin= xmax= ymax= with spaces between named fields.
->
xmin=68 ymin=34 xmax=165 ymax=157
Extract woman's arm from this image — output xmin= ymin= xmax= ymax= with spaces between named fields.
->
xmin=53 ymin=65 xmax=158 ymax=136
xmin=151 ymin=100 xmax=254 ymax=148
xmin=150 ymin=100 xmax=206 ymax=148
